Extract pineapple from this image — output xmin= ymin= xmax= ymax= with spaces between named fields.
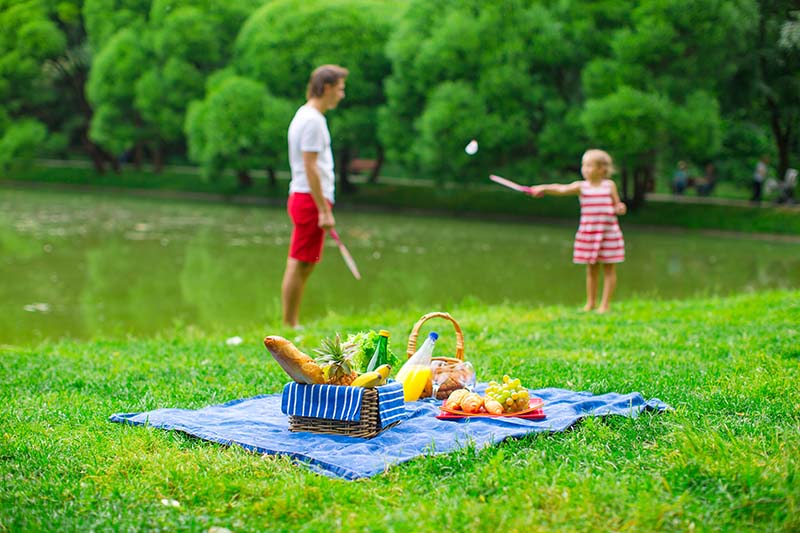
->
xmin=313 ymin=334 xmax=359 ymax=386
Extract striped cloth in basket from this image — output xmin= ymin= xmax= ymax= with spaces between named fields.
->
xmin=280 ymin=381 xmax=406 ymax=429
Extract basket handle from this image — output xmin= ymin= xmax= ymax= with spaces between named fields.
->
xmin=406 ymin=312 xmax=464 ymax=360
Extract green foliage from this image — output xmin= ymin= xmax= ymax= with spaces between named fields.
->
xmin=0 ymin=1 xmax=66 ymax=104
xmin=0 ymin=117 xmax=47 ymax=171
xmin=412 ymin=81 xmax=497 ymax=181
xmin=580 ymin=0 xmax=758 ymax=203
xmin=381 ymin=0 xmax=624 ymax=181
xmin=135 ymin=58 xmax=205 ymax=142
xmin=149 ymin=3 xmax=224 ymax=65
xmin=235 ymin=0 xmax=398 ymax=156
xmin=86 ymin=27 xmax=151 ymax=153
xmin=582 ymin=86 xmax=669 ymax=164
xmin=82 ymin=0 xmax=148 ymax=51
xmin=716 ymin=120 xmax=773 ymax=186
xmin=184 ymin=73 xmax=293 ymax=178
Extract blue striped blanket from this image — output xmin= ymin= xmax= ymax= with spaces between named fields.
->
xmin=280 ymin=381 xmax=406 ymax=428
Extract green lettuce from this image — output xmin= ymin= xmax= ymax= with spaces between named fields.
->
xmin=345 ymin=330 xmax=401 ymax=374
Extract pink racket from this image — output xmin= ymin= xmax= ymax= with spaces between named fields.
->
xmin=329 ymin=229 xmax=361 ymax=280
xmin=489 ymin=174 xmax=533 ymax=195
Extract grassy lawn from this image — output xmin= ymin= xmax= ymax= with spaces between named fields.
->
xmin=6 ymin=162 xmax=800 ymax=236
xmin=2 ymin=290 xmax=798 ymax=531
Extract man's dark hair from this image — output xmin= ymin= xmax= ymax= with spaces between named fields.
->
xmin=306 ymin=64 xmax=349 ymax=100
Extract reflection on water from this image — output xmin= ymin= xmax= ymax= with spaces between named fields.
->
xmin=2 ymin=189 xmax=799 ymax=345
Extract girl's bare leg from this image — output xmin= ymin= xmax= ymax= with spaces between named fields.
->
xmin=597 ymin=263 xmax=617 ymax=313
xmin=584 ymin=263 xmax=600 ymax=311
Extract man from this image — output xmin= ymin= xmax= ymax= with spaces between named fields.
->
xmin=751 ymin=155 xmax=770 ymax=203
xmin=281 ymin=65 xmax=348 ymax=328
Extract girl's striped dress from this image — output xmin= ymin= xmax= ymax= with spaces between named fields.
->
xmin=573 ymin=180 xmax=625 ymax=264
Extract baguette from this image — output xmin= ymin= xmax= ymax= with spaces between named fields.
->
xmin=263 ymin=336 xmax=324 ymax=384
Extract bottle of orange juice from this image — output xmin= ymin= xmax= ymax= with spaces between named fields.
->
xmin=396 ymin=332 xmax=438 ymax=402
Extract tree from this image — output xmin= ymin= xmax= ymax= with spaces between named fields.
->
xmin=85 ymin=27 xmax=152 ymax=165
xmin=582 ymin=87 xmax=669 ymax=207
xmin=754 ymin=3 xmax=800 ymax=180
xmin=133 ymin=0 xmax=261 ymax=170
xmin=581 ymin=0 xmax=757 ymax=208
xmin=184 ymin=73 xmax=293 ymax=187
xmin=82 ymin=0 xmax=148 ymax=51
xmin=380 ymin=0 xmax=627 ymax=184
xmin=0 ymin=0 xmax=117 ymax=171
xmin=234 ymin=0 xmax=399 ymax=192
xmin=84 ymin=0 xmax=261 ymax=171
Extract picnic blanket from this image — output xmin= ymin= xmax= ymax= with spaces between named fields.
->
xmin=109 ymin=386 xmax=669 ymax=480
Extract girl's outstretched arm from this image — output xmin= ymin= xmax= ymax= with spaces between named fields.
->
xmin=529 ymin=181 xmax=582 ymax=197
xmin=607 ymin=180 xmax=627 ymax=215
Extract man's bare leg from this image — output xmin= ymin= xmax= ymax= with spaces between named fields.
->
xmin=597 ymin=263 xmax=617 ymax=313
xmin=281 ymin=258 xmax=316 ymax=328
xmin=583 ymin=263 xmax=600 ymax=311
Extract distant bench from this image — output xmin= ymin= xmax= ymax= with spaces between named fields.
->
xmin=348 ymin=158 xmax=378 ymax=174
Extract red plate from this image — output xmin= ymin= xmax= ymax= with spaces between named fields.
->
xmin=437 ymin=397 xmax=545 ymax=419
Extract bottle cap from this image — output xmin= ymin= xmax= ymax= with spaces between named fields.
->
xmin=429 ymin=332 xmax=439 ymax=341
xmin=378 ymin=329 xmax=390 ymax=337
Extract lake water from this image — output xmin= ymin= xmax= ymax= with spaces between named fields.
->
xmin=2 ymin=189 xmax=798 ymax=345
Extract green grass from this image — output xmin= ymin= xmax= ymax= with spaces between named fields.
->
xmin=6 ymin=163 xmax=800 ymax=235
xmin=2 ymin=291 xmax=799 ymax=531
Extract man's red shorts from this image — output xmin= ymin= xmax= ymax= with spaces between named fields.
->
xmin=288 ymin=193 xmax=332 ymax=263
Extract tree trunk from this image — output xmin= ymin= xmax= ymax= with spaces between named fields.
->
xmin=267 ymin=167 xmax=277 ymax=188
xmin=627 ymin=167 xmax=646 ymax=211
xmin=337 ymin=146 xmax=356 ymax=194
xmin=86 ymin=137 xmax=119 ymax=173
xmin=237 ymin=169 xmax=253 ymax=189
xmin=133 ymin=142 xmax=144 ymax=170
xmin=152 ymin=143 xmax=164 ymax=173
xmin=620 ymin=167 xmax=630 ymax=202
xmin=67 ymin=68 xmax=119 ymax=173
xmin=769 ymin=111 xmax=791 ymax=182
xmin=368 ymin=145 xmax=385 ymax=184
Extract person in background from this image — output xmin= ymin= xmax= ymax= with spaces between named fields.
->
xmin=696 ymin=162 xmax=716 ymax=196
xmin=281 ymin=64 xmax=348 ymax=328
xmin=672 ymin=160 xmax=689 ymax=195
xmin=529 ymin=149 xmax=627 ymax=313
xmin=751 ymin=155 xmax=770 ymax=203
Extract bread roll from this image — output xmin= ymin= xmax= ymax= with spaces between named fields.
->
xmin=461 ymin=392 xmax=483 ymax=414
xmin=263 ymin=336 xmax=324 ymax=384
xmin=484 ymin=398 xmax=503 ymax=415
xmin=445 ymin=389 xmax=470 ymax=410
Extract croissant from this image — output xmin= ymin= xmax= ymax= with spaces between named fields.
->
xmin=445 ymin=389 xmax=470 ymax=410
xmin=484 ymin=397 xmax=504 ymax=415
xmin=263 ymin=336 xmax=324 ymax=384
xmin=460 ymin=392 xmax=484 ymax=414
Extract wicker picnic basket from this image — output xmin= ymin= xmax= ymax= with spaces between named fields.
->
xmin=288 ymin=388 xmax=387 ymax=439
xmin=406 ymin=312 xmax=472 ymax=400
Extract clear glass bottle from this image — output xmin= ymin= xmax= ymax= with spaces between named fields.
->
xmin=396 ymin=332 xmax=438 ymax=402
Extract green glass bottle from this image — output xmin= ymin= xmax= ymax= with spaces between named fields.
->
xmin=366 ymin=330 xmax=390 ymax=372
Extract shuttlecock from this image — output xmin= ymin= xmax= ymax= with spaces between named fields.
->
xmin=465 ymin=139 xmax=478 ymax=155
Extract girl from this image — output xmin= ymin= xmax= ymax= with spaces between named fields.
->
xmin=529 ymin=149 xmax=627 ymax=313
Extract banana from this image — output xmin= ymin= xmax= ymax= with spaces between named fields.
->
xmin=375 ymin=364 xmax=392 ymax=383
xmin=350 ymin=371 xmax=383 ymax=388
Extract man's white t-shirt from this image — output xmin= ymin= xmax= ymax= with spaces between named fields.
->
xmin=288 ymin=104 xmax=335 ymax=203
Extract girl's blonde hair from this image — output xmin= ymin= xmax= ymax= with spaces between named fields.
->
xmin=583 ymin=149 xmax=616 ymax=178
